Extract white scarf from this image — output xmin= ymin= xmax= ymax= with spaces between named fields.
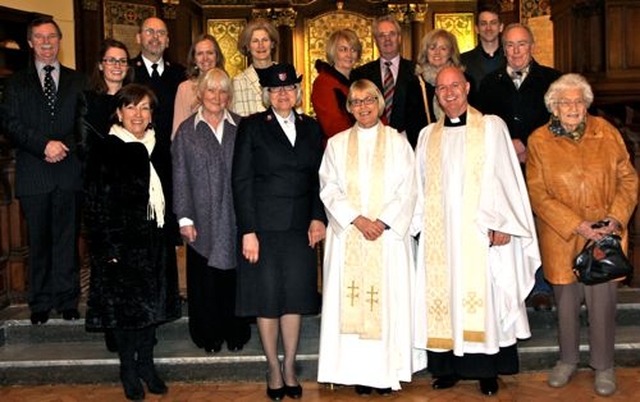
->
xmin=109 ymin=124 xmax=165 ymax=228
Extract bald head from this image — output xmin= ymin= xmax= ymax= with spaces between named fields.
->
xmin=136 ymin=17 xmax=169 ymax=62
xmin=435 ymin=66 xmax=470 ymax=119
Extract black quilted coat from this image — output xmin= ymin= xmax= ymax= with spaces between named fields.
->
xmin=84 ymin=133 xmax=181 ymax=330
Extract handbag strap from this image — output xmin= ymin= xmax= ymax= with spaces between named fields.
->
xmin=418 ymin=75 xmax=432 ymax=126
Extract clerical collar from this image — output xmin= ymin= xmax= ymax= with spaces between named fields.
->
xmin=445 ymin=112 xmax=467 ymax=127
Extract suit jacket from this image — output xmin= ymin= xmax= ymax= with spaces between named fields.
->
xmin=1 ymin=62 xmax=87 ymax=197
xmin=232 ymin=108 xmax=326 ymax=234
xmin=477 ymin=60 xmax=561 ymax=145
xmin=351 ymin=57 xmax=415 ymax=133
xmin=131 ymin=55 xmax=186 ymax=146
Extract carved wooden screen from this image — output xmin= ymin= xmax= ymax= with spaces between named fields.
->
xmin=302 ymin=11 xmax=376 ymax=116
xmin=207 ymin=19 xmax=247 ymax=79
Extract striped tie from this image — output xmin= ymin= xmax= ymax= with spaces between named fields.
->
xmin=382 ymin=61 xmax=395 ymax=124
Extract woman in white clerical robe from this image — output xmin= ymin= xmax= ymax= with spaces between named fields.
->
xmin=317 ymin=79 xmax=427 ymax=396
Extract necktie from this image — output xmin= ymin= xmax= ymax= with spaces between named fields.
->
xmin=511 ymin=70 xmax=523 ymax=89
xmin=382 ymin=61 xmax=395 ymax=124
xmin=43 ymin=65 xmax=56 ymax=120
xmin=151 ymin=63 xmax=160 ymax=78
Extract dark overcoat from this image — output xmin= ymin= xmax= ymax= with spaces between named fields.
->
xmin=84 ymin=132 xmax=181 ymax=330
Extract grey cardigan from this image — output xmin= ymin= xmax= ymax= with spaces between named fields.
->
xmin=171 ymin=110 xmax=241 ymax=269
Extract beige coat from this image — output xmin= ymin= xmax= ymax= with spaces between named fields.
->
xmin=527 ymin=115 xmax=638 ymax=284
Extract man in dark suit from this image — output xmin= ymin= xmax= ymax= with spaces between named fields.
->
xmin=477 ymin=23 xmax=562 ymax=311
xmin=351 ymin=15 xmax=414 ymax=134
xmin=131 ymin=17 xmax=185 ymax=147
xmin=1 ymin=17 xmax=87 ymax=324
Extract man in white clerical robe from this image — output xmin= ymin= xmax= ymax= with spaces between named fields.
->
xmin=411 ymin=66 xmax=540 ymax=396
xmin=317 ymin=79 xmax=427 ymax=394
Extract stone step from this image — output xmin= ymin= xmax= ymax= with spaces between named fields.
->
xmin=1 ymin=288 xmax=639 ymax=385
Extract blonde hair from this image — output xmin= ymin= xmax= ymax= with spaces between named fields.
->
xmin=346 ymin=79 xmax=385 ymax=118
xmin=326 ymin=29 xmax=362 ymax=65
xmin=416 ymin=29 xmax=462 ymax=69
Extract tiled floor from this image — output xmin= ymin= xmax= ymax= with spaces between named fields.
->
xmin=1 ymin=368 xmax=640 ymax=401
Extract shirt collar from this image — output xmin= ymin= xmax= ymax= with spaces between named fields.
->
xmin=444 ymin=111 xmax=467 ymax=127
xmin=273 ymin=110 xmax=296 ymax=126
xmin=380 ymin=55 xmax=400 ymax=68
xmin=141 ymin=55 xmax=164 ymax=72
xmin=194 ymin=107 xmax=236 ymax=130
xmin=35 ymin=60 xmax=60 ymax=72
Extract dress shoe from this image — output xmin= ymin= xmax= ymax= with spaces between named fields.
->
xmin=204 ymin=340 xmax=223 ymax=353
xmin=531 ymin=293 xmax=553 ymax=311
xmin=30 ymin=311 xmax=50 ymax=325
xmin=547 ymin=361 xmax=576 ymax=388
xmin=62 ymin=309 xmax=80 ymax=320
xmin=479 ymin=377 xmax=499 ymax=395
xmin=594 ymin=368 xmax=616 ymax=396
xmin=431 ymin=375 xmax=459 ymax=390
xmin=375 ymin=387 xmax=392 ymax=396
xmin=266 ymin=372 xmax=285 ymax=401
xmin=355 ymin=385 xmax=372 ymax=395
xmin=226 ymin=341 xmax=244 ymax=352
xmin=284 ymin=383 xmax=303 ymax=399
xmin=104 ymin=330 xmax=118 ymax=353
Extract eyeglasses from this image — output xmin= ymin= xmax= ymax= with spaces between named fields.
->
xmin=32 ymin=33 xmax=59 ymax=42
xmin=376 ymin=31 xmax=398 ymax=39
xmin=102 ymin=58 xmax=129 ymax=66
xmin=556 ymin=99 xmax=586 ymax=108
xmin=349 ymin=96 xmax=377 ymax=107
xmin=141 ymin=28 xmax=168 ymax=37
xmin=267 ymin=85 xmax=296 ymax=93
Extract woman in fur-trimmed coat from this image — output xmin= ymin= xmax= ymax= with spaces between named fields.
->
xmin=84 ymin=84 xmax=181 ymax=401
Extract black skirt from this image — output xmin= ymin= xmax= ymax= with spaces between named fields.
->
xmin=236 ymin=230 xmax=318 ymax=318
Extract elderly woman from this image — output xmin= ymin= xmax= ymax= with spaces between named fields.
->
xmin=317 ymin=79 xmax=426 ymax=395
xmin=405 ymin=29 xmax=462 ymax=148
xmin=172 ymin=34 xmax=225 ymax=138
xmin=527 ymin=73 xmax=638 ymax=397
xmin=172 ymin=68 xmax=250 ymax=354
xmin=84 ymin=84 xmax=181 ymax=401
xmin=231 ymin=18 xmax=279 ymax=116
xmin=232 ymin=63 xmax=326 ymax=401
xmin=311 ymin=29 xmax=361 ymax=145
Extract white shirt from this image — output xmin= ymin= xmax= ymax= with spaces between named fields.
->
xmin=274 ymin=110 xmax=297 ymax=146
xmin=141 ymin=54 xmax=165 ymax=77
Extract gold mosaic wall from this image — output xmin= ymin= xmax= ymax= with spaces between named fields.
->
xmin=207 ymin=19 xmax=247 ymax=79
xmin=434 ymin=13 xmax=476 ymax=53
xmin=302 ymin=11 xmax=377 ymax=115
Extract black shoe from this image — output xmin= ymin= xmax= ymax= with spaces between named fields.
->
xmin=30 ymin=311 xmax=50 ymax=325
xmin=355 ymin=385 xmax=372 ymax=395
xmin=139 ymin=370 xmax=168 ymax=395
xmin=375 ymin=387 xmax=392 ymax=396
xmin=226 ymin=341 xmax=244 ymax=352
xmin=267 ymin=385 xmax=285 ymax=401
xmin=120 ymin=369 xmax=145 ymax=401
xmin=479 ymin=377 xmax=499 ymax=395
xmin=284 ymin=383 xmax=303 ymax=399
xmin=531 ymin=293 xmax=553 ymax=311
xmin=104 ymin=330 xmax=118 ymax=353
xmin=61 ymin=309 xmax=80 ymax=320
xmin=204 ymin=340 xmax=223 ymax=353
xmin=431 ymin=375 xmax=459 ymax=390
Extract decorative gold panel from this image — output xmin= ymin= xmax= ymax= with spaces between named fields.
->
xmin=207 ymin=19 xmax=247 ymax=79
xmin=302 ymin=11 xmax=377 ymax=115
xmin=434 ymin=13 xmax=476 ymax=54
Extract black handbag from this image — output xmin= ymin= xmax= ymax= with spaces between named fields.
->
xmin=573 ymin=233 xmax=633 ymax=285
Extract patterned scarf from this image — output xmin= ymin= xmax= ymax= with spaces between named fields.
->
xmin=548 ymin=115 xmax=586 ymax=141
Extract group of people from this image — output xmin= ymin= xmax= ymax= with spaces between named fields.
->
xmin=0 ymin=2 xmax=637 ymax=401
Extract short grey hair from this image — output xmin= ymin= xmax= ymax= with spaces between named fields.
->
xmin=544 ymin=73 xmax=594 ymax=112
xmin=197 ymin=68 xmax=233 ymax=104
xmin=261 ymin=84 xmax=303 ymax=108
xmin=346 ymin=79 xmax=385 ymax=118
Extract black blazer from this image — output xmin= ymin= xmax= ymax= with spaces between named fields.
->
xmin=131 ymin=55 xmax=185 ymax=146
xmin=232 ymin=109 xmax=326 ymax=234
xmin=477 ymin=60 xmax=561 ymax=145
xmin=1 ymin=63 xmax=87 ymax=197
xmin=351 ymin=57 xmax=415 ymax=133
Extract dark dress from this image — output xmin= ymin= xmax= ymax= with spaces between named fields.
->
xmin=84 ymin=132 xmax=181 ymax=330
xmin=232 ymin=108 xmax=326 ymax=318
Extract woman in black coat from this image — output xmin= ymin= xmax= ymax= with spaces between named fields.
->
xmin=232 ymin=63 xmax=326 ymax=401
xmin=84 ymin=84 xmax=181 ymax=401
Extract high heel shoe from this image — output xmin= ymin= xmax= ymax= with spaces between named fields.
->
xmin=266 ymin=372 xmax=285 ymax=401
xmin=282 ymin=364 xmax=302 ymax=398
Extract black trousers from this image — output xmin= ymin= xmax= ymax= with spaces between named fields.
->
xmin=427 ymin=344 xmax=519 ymax=380
xmin=186 ymin=246 xmax=250 ymax=349
xmin=20 ymin=188 xmax=80 ymax=313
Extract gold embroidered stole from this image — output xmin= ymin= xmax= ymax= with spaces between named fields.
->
xmin=341 ymin=124 xmax=386 ymax=339
xmin=423 ymin=107 xmax=487 ymax=349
